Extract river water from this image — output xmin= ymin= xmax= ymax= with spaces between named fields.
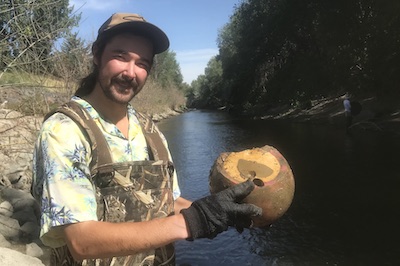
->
xmin=157 ymin=110 xmax=400 ymax=266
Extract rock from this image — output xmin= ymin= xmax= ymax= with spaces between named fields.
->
xmin=12 ymin=208 xmax=38 ymax=225
xmin=20 ymin=221 xmax=40 ymax=240
xmin=0 ymin=107 xmax=46 ymax=263
xmin=0 ymin=214 xmax=21 ymax=240
xmin=4 ymin=165 xmax=32 ymax=191
xmin=26 ymin=242 xmax=44 ymax=258
xmin=0 ymin=234 xmax=11 ymax=248
xmin=0 ymin=247 xmax=45 ymax=266
xmin=0 ymin=109 xmax=39 ymax=196
xmin=0 ymin=109 xmax=24 ymax=119
xmin=0 ymin=174 xmax=12 ymax=187
xmin=1 ymin=187 xmax=40 ymax=216
xmin=0 ymin=201 xmax=13 ymax=217
xmin=0 ymin=187 xmax=41 ymax=243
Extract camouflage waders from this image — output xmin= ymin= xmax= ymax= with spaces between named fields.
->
xmin=45 ymin=101 xmax=176 ymax=266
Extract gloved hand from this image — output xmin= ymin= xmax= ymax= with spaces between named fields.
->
xmin=181 ymin=179 xmax=262 ymax=240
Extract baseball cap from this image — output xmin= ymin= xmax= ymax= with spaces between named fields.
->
xmin=94 ymin=13 xmax=170 ymax=54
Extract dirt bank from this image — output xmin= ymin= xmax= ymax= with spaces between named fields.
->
xmin=257 ymin=95 xmax=400 ymax=136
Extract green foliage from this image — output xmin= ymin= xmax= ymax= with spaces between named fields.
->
xmin=52 ymin=32 xmax=92 ymax=92
xmin=191 ymin=0 xmax=400 ymax=113
xmin=0 ymin=0 xmax=80 ymax=77
xmin=151 ymin=50 xmax=184 ymax=89
xmin=187 ymin=56 xmax=223 ymax=108
xmin=60 ymin=33 xmax=90 ymax=63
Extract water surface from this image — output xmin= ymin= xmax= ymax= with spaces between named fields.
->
xmin=158 ymin=110 xmax=400 ymax=266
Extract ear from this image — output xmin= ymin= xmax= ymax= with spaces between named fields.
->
xmin=92 ymin=45 xmax=99 ymax=66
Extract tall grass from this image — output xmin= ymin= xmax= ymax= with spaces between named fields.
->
xmin=0 ymin=71 xmax=65 ymax=90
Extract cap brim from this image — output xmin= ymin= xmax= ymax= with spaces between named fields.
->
xmin=99 ymin=21 xmax=169 ymax=54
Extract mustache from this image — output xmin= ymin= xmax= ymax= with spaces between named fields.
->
xmin=112 ymin=75 xmax=139 ymax=88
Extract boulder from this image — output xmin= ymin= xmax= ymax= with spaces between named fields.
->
xmin=0 ymin=234 xmax=11 ymax=248
xmin=0 ymin=247 xmax=45 ymax=266
xmin=26 ymin=242 xmax=44 ymax=258
xmin=0 ymin=201 xmax=13 ymax=217
xmin=0 ymin=214 xmax=21 ymax=240
xmin=1 ymin=187 xmax=40 ymax=216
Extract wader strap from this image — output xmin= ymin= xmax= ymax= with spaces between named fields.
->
xmin=136 ymin=112 xmax=170 ymax=162
xmin=44 ymin=101 xmax=171 ymax=173
xmin=44 ymin=101 xmax=113 ymax=174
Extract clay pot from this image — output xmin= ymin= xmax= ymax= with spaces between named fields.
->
xmin=209 ymin=145 xmax=295 ymax=227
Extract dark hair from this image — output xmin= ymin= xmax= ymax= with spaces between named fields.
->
xmin=74 ymin=38 xmax=108 ymax=97
xmin=74 ymin=69 xmax=97 ymax=97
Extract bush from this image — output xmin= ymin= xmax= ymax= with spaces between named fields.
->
xmin=131 ymin=78 xmax=186 ymax=115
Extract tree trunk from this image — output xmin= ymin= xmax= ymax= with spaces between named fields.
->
xmin=209 ymin=145 xmax=295 ymax=227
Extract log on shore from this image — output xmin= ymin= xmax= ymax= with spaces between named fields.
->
xmin=209 ymin=145 xmax=295 ymax=227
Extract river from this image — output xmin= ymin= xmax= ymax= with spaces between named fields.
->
xmin=157 ymin=110 xmax=400 ymax=266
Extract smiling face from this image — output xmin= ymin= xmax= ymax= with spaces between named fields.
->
xmin=93 ymin=34 xmax=154 ymax=105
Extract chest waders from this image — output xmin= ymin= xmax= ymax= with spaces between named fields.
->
xmin=45 ymin=101 xmax=176 ymax=266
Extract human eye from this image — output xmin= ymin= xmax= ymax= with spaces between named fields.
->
xmin=114 ymin=53 xmax=124 ymax=60
xmin=137 ymin=61 xmax=151 ymax=72
xmin=112 ymin=50 xmax=127 ymax=60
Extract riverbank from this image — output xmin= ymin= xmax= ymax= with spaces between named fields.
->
xmin=255 ymin=94 xmax=400 ymax=136
xmin=0 ymin=92 xmax=398 ymax=265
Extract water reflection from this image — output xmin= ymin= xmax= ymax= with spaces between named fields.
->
xmin=158 ymin=110 xmax=400 ymax=265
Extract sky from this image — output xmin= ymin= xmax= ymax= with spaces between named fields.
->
xmin=69 ymin=0 xmax=242 ymax=84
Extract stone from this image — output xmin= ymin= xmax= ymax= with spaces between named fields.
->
xmin=0 ymin=174 xmax=12 ymax=187
xmin=0 ymin=214 xmax=21 ymax=240
xmin=0 ymin=233 xmax=11 ymax=248
xmin=26 ymin=242 xmax=44 ymax=258
xmin=4 ymin=165 xmax=32 ymax=192
xmin=20 ymin=221 xmax=40 ymax=240
xmin=1 ymin=187 xmax=40 ymax=217
xmin=0 ymin=201 xmax=13 ymax=217
xmin=12 ymin=208 xmax=38 ymax=225
xmin=0 ymin=247 xmax=45 ymax=266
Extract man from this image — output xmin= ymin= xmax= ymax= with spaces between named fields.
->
xmin=32 ymin=13 xmax=261 ymax=265
xmin=343 ymin=93 xmax=352 ymax=130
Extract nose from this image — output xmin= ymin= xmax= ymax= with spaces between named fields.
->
xmin=122 ymin=61 xmax=136 ymax=80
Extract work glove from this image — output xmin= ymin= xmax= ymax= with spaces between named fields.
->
xmin=181 ymin=179 xmax=262 ymax=240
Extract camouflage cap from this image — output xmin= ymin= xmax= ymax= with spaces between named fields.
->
xmin=94 ymin=13 xmax=169 ymax=54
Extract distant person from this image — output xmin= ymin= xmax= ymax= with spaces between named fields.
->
xmin=31 ymin=13 xmax=262 ymax=265
xmin=343 ymin=94 xmax=353 ymax=130
xmin=343 ymin=93 xmax=362 ymax=132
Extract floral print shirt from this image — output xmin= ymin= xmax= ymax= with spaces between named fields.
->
xmin=32 ymin=96 xmax=181 ymax=248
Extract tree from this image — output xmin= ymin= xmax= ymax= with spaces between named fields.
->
xmin=188 ymin=56 xmax=223 ymax=108
xmin=150 ymin=50 xmax=183 ymax=89
xmin=203 ymin=0 xmax=400 ymax=113
xmin=52 ymin=32 xmax=91 ymax=94
xmin=0 ymin=0 xmax=80 ymax=79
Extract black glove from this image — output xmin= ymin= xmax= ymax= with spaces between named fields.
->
xmin=181 ymin=179 xmax=262 ymax=240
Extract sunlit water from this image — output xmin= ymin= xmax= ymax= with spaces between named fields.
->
xmin=158 ymin=110 xmax=400 ymax=266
